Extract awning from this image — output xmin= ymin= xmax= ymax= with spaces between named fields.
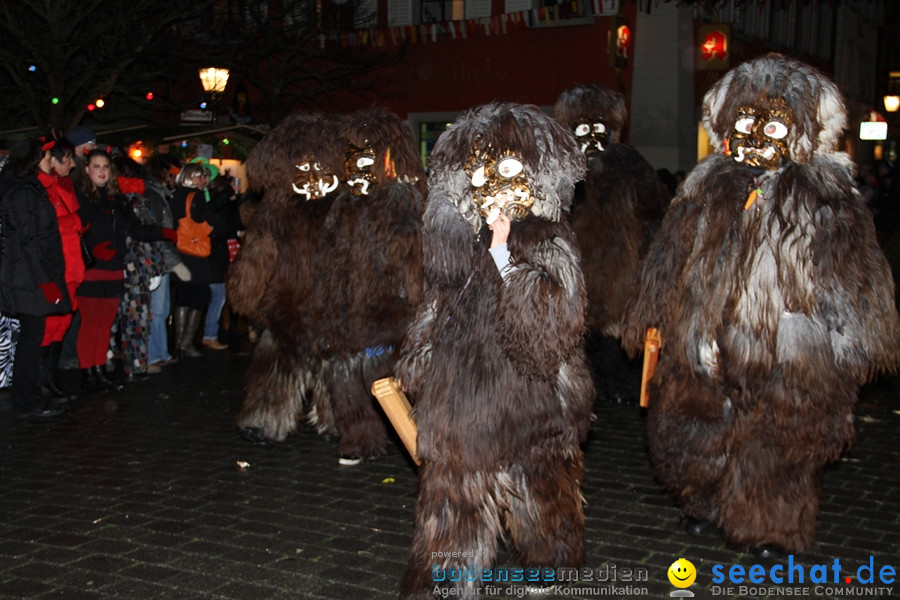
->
xmin=97 ymin=123 xmax=270 ymax=161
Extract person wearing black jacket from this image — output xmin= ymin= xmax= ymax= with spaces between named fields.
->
xmin=169 ymin=162 xmax=216 ymax=359
xmin=201 ymin=172 xmax=238 ymax=351
xmin=74 ymin=149 xmax=176 ymax=391
xmin=0 ymin=138 xmax=73 ymax=417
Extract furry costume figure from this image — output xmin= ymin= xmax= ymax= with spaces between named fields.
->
xmin=554 ymin=84 xmax=670 ymax=404
xmin=228 ymin=112 xmax=344 ymax=445
xmin=230 ymin=108 xmax=425 ymax=463
xmin=396 ymin=102 xmax=594 ymax=599
xmin=317 ymin=107 xmax=426 ymax=461
xmin=621 ymin=54 xmax=900 ymax=555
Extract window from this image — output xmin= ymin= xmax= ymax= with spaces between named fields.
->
xmin=281 ymin=0 xmax=378 ymax=30
xmin=411 ymin=0 xmax=596 ymax=30
xmin=390 ymin=0 xmax=413 ymax=26
xmin=527 ymin=0 xmax=594 ymax=28
xmin=422 ymin=0 xmax=464 ymax=23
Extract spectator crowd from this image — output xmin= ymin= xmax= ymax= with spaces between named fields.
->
xmin=0 ymin=127 xmax=243 ymax=418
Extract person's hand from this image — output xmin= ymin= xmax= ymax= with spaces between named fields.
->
xmin=171 ymin=262 xmax=191 ymax=282
xmin=162 ymin=228 xmax=178 ymax=243
xmin=39 ymin=282 xmax=62 ymax=305
xmin=92 ymin=241 xmax=116 ymax=261
xmin=488 ymin=212 xmax=511 ymax=248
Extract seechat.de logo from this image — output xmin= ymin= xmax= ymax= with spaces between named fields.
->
xmin=710 ymin=555 xmax=896 ymax=597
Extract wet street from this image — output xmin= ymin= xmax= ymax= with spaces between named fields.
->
xmin=1 ymin=342 xmax=898 ymax=600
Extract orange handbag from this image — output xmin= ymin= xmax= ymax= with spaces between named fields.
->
xmin=176 ymin=192 xmax=212 ymax=257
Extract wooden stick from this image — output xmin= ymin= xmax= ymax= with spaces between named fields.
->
xmin=371 ymin=377 xmax=420 ymax=465
xmin=640 ymin=328 xmax=661 ymax=408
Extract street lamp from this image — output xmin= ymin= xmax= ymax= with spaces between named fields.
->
xmin=885 ymin=71 xmax=900 ymax=113
xmin=198 ymin=67 xmax=230 ymax=124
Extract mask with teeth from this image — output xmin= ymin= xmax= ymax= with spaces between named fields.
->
xmin=344 ymin=144 xmax=378 ymax=196
xmin=572 ymin=118 xmax=609 ymax=155
xmin=465 ymin=148 xmax=535 ymax=225
xmin=292 ymin=159 xmax=340 ymax=200
xmin=726 ymin=99 xmax=794 ymax=170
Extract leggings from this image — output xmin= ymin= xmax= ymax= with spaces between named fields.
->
xmin=76 ymin=296 xmax=120 ymax=369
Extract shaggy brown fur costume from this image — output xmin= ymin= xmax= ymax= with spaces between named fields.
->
xmin=621 ymin=55 xmax=900 ymax=554
xmin=229 ymin=109 xmax=426 ymax=461
xmin=395 ymin=102 xmax=594 ymax=599
xmin=228 ymin=113 xmax=345 ymax=444
xmin=319 ymin=107 xmax=426 ymax=460
xmin=555 ymin=84 xmax=670 ymax=403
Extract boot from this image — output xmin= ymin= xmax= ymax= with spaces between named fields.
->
xmin=180 ymin=309 xmax=203 ymax=358
xmin=38 ymin=345 xmax=71 ymax=405
xmin=81 ymin=368 xmax=107 ymax=393
xmin=46 ymin=342 xmax=77 ymax=402
xmin=93 ymin=366 xmax=124 ymax=392
xmin=173 ymin=306 xmax=189 ymax=359
xmin=38 ymin=345 xmax=52 ymax=394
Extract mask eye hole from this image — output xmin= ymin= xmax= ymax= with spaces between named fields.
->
xmin=734 ymin=117 xmax=755 ymax=135
xmin=593 ymin=122 xmax=606 ymax=133
xmin=497 ymin=157 xmax=523 ymax=179
xmin=357 ymin=156 xmax=375 ymax=168
xmin=471 ymin=165 xmax=487 ymax=187
xmin=297 ymin=162 xmax=311 ymax=172
xmin=763 ymin=121 xmax=788 ymax=140
xmin=574 ymin=123 xmax=590 ymax=137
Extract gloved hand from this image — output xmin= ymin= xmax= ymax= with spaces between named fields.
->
xmin=162 ymin=228 xmax=178 ymax=243
xmin=39 ymin=282 xmax=62 ymax=305
xmin=171 ymin=262 xmax=191 ymax=282
xmin=92 ymin=241 xmax=116 ymax=261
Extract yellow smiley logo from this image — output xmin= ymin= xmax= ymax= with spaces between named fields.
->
xmin=668 ymin=558 xmax=697 ymax=588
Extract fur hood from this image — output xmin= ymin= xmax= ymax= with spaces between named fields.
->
xmin=427 ymin=102 xmax=586 ymax=234
xmin=702 ymin=53 xmax=847 ymax=165
xmin=553 ymin=83 xmax=627 ymax=144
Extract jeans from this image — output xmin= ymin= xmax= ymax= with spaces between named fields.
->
xmin=204 ymin=283 xmax=226 ymax=340
xmin=148 ymin=274 xmax=171 ymax=364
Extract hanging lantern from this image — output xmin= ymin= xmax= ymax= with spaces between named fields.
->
xmin=198 ymin=67 xmax=230 ymax=95
xmin=885 ymin=95 xmax=900 ymax=113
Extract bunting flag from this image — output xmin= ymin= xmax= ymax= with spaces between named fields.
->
xmin=316 ymin=0 xmax=618 ymax=48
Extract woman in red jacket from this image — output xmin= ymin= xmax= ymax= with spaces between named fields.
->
xmin=38 ymin=137 xmax=85 ymax=404
xmin=75 ymin=150 xmax=176 ymax=392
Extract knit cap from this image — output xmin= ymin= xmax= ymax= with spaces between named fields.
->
xmin=66 ymin=125 xmax=96 ymax=147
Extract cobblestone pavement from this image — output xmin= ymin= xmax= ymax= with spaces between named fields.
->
xmin=1 ymin=342 xmax=898 ymax=600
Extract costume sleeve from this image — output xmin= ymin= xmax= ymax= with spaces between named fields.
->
xmin=225 ymin=224 xmax=276 ymax=319
xmin=620 ymin=198 xmax=701 ymax=357
xmin=395 ymin=193 xmax=469 ymax=394
xmin=378 ymin=184 xmax=425 ymax=315
xmin=813 ymin=187 xmax=900 ymax=382
xmin=394 ymin=297 xmax=436 ymax=397
xmin=420 ymin=192 xmax=475 ymax=289
xmin=495 ymin=234 xmax=585 ymax=379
